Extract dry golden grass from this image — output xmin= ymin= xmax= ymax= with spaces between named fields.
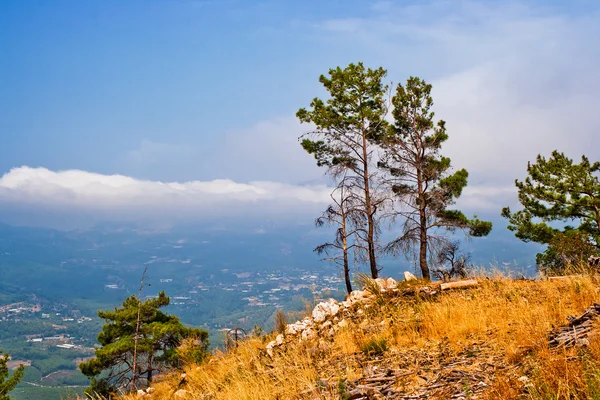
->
xmin=118 ymin=274 xmax=600 ymax=400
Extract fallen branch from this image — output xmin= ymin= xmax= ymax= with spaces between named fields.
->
xmin=440 ymin=279 xmax=478 ymax=291
xmin=548 ymin=275 xmax=584 ymax=281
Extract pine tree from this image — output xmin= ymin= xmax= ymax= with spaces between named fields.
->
xmin=0 ymin=351 xmax=23 ymax=400
xmin=502 ymin=151 xmax=600 ymax=271
xmin=79 ymin=291 xmax=208 ymax=395
xmin=381 ymin=77 xmax=492 ymax=279
xmin=298 ymin=62 xmax=389 ymax=278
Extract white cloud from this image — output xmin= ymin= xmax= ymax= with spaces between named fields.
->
xmin=126 ymin=139 xmax=195 ymax=166
xmin=218 ymin=116 xmax=323 ymax=183
xmin=121 ymin=117 xmax=323 ymax=184
xmin=456 ymin=185 xmax=517 ymax=212
xmin=0 ymin=165 xmax=513 ymax=228
xmin=5 ymin=1 xmax=599 ymax=227
xmin=0 ymin=167 xmax=331 ymax=226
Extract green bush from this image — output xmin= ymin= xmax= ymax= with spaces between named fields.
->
xmin=360 ymin=337 xmax=388 ymax=356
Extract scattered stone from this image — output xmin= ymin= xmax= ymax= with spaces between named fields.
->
xmin=312 ymin=299 xmax=340 ymax=322
xmin=174 ymin=389 xmax=189 ymax=398
xmin=265 ymin=277 xmax=481 ymax=358
xmin=404 ymin=271 xmax=418 ymax=281
xmin=275 ymin=334 xmax=284 ymax=346
xmin=302 ymin=327 xmax=316 ymax=340
xmin=266 ymin=340 xmax=277 ymax=357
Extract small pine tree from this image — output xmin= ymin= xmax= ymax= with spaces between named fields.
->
xmin=79 ymin=291 xmax=208 ymax=395
xmin=0 ymin=351 xmax=24 ymax=400
xmin=502 ymin=151 xmax=600 ymax=272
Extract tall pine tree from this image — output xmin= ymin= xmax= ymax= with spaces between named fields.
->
xmin=298 ymin=62 xmax=389 ymax=278
xmin=381 ymin=77 xmax=492 ymax=279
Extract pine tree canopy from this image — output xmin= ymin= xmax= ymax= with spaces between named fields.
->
xmin=79 ymin=291 xmax=208 ymax=395
xmin=297 ymin=62 xmax=389 ymax=278
xmin=502 ymin=151 xmax=600 ymax=270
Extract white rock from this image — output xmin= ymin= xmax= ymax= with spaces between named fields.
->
xmin=321 ymin=320 xmax=332 ymax=329
xmin=174 ymin=389 xmax=189 ymax=398
xmin=146 ymin=387 xmax=155 ymax=393
xmin=374 ymin=277 xmax=398 ymax=291
xmin=275 ymin=334 xmax=284 ymax=346
xmin=404 ymin=271 xmax=417 ymax=281
xmin=312 ymin=307 xmax=327 ymax=322
xmin=285 ymin=324 xmax=299 ymax=335
xmin=312 ymin=299 xmax=341 ymax=322
xmin=137 ymin=389 xmax=147 ymax=397
xmin=338 ymin=319 xmax=348 ymax=328
xmin=375 ymin=278 xmax=387 ymax=292
xmin=266 ymin=340 xmax=277 ymax=352
xmin=348 ymin=290 xmax=368 ymax=303
xmin=302 ymin=327 xmax=316 ymax=340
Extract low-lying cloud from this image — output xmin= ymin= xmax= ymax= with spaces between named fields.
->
xmin=0 ymin=166 xmax=516 ymax=229
xmin=0 ymin=167 xmax=332 ymax=228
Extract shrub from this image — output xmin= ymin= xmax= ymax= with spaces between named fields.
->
xmin=537 ymin=231 xmax=598 ymax=275
xmin=360 ymin=337 xmax=388 ymax=356
xmin=274 ymin=309 xmax=288 ymax=335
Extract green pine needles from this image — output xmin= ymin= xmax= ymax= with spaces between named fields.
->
xmin=79 ymin=291 xmax=209 ymax=396
xmin=0 ymin=351 xmax=23 ymax=400
xmin=502 ymin=151 xmax=600 ymax=272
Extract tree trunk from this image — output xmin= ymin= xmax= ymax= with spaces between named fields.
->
xmin=367 ymin=214 xmax=378 ymax=279
xmin=341 ymin=219 xmax=353 ymax=294
xmin=419 ymin=208 xmax=430 ymax=280
xmin=417 ymin=162 xmax=430 ymax=280
xmin=343 ymin=248 xmax=352 ymax=294
xmin=362 ymin=128 xmax=378 ymax=278
xmin=147 ymin=355 xmax=153 ymax=383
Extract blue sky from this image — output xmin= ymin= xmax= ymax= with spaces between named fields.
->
xmin=1 ymin=0 xmax=396 ymax=180
xmin=1 ymin=0 xmax=600 ymax=227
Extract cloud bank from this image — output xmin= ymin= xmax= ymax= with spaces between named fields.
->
xmin=0 ymin=167 xmax=332 ymax=228
xmin=0 ymin=166 xmax=514 ymax=229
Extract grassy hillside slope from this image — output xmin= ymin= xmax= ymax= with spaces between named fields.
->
xmin=118 ymin=274 xmax=600 ymax=399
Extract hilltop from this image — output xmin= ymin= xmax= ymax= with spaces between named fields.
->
xmin=118 ymin=273 xmax=600 ymax=399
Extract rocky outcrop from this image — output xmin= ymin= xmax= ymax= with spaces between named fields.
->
xmin=265 ymin=277 xmax=399 ymax=357
xmin=265 ymin=275 xmax=480 ymax=357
